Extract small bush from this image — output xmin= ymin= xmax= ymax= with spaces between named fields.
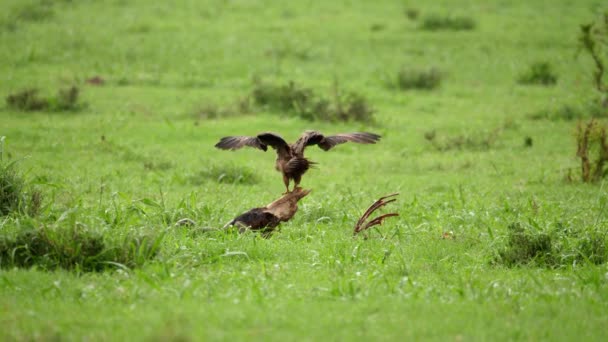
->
xmin=0 ymin=226 xmax=162 ymax=272
xmin=14 ymin=1 xmax=55 ymax=22
xmin=517 ymin=61 xmax=558 ymax=86
xmin=252 ymin=80 xmax=313 ymax=113
xmin=420 ymin=14 xmax=475 ymax=31
xmin=188 ymin=164 xmax=259 ymax=185
xmin=6 ymin=89 xmax=48 ymax=111
xmin=6 ymin=86 xmax=84 ymax=112
xmin=0 ymin=162 xmax=24 ymax=216
xmin=576 ymin=119 xmax=608 ymax=182
xmin=396 ymin=67 xmax=442 ymax=90
xmin=424 ymin=128 xmax=501 ymax=152
xmin=578 ymin=12 xmax=608 ymax=105
xmin=494 ymin=221 xmax=608 ymax=268
xmin=51 ymin=85 xmax=80 ymax=111
xmin=497 ymin=223 xmax=553 ymax=267
xmin=190 ymin=98 xmax=252 ymax=121
xmin=0 ymin=161 xmax=42 ymax=217
xmin=404 ymin=8 xmax=419 ymax=21
xmin=251 ymin=79 xmax=374 ymax=123
xmin=528 ymin=101 xmax=608 ymax=121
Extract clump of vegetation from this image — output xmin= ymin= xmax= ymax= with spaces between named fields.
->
xmin=420 ymin=14 xmax=475 ymax=31
xmin=0 ymin=226 xmax=162 ymax=272
xmin=252 ymin=80 xmax=312 ymax=113
xmin=579 ymin=12 xmax=608 ymax=107
xmin=495 ymin=222 xmax=607 ymax=268
xmin=190 ymin=98 xmax=251 ymax=121
xmin=395 ymin=67 xmax=442 ymax=90
xmin=188 ymin=164 xmax=259 ymax=185
xmin=517 ymin=61 xmax=558 ymax=86
xmin=251 ymin=79 xmax=374 ymax=123
xmin=496 ymin=222 xmax=553 ymax=267
xmin=5 ymin=89 xmax=48 ymax=111
xmin=424 ymin=128 xmax=501 ymax=151
xmin=576 ymin=119 xmax=608 ymax=183
xmin=6 ymin=86 xmax=84 ymax=112
xmin=529 ymin=104 xmax=584 ymax=121
xmin=0 ymin=161 xmax=43 ymax=217
xmin=404 ymin=8 xmax=419 ymax=21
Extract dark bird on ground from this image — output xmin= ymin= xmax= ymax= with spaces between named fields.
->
xmin=214 ymin=130 xmax=381 ymax=192
xmin=224 ymin=187 xmax=311 ymax=237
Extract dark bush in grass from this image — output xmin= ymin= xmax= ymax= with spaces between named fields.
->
xmin=517 ymin=61 xmax=558 ymax=86
xmin=251 ymin=79 xmax=374 ymax=123
xmin=420 ymin=14 xmax=475 ymax=31
xmin=424 ymin=128 xmax=501 ymax=151
xmin=396 ymin=67 xmax=442 ymax=90
xmin=6 ymin=86 xmax=84 ymax=112
xmin=528 ymin=101 xmax=608 ymax=121
xmin=576 ymin=119 xmax=608 ymax=183
xmin=252 ymin=80 xmax=313 ymax=113
xmin=578 ymin=13 xmax=608 ymax=106
xmin=6 ymin=89 xmax=48 ymax=111
xmin=404 ymin=8 xmax=419 ymax=21
xmin=0 ymin=162 xmax=24 ymax=216
xmin=188 ymin=164 xmax=259 ymax=185
xmin=0 ymin=226 xmax=163 ymax=272
xmin=528 ymin=105 xmax=584 ymax=121
xmin=190 ymin=98 xmax=252 ymax=121
xmin=494 ymin=222 xmax=608 ymax=268
xmin=0 ymin=161 xmax=43 ymax=217
xmin=496 ymin=222 xmax=554 ymax=267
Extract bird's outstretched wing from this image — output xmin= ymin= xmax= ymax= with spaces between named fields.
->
xmin=293 ymin=130 xmax=381 ymax=154
xmin=215 ymin=132 xmax=288 ymax=152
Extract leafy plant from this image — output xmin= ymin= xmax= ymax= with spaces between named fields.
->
xmin=495 ymin=220 xmax=608 ymax=268
xmin=404 ymin=8 xmax=419 ymax=21
xmin=0 ymin=159 xmax=43 ymax=217
xmin=578 ymin=11 xmax=608 ymax=106
xmin=188 ymin=164 xmax=260 ymax=185
xmin=0 ymin=226 xmax=163 ymax=271
xmin=424 ymin=128 xmax=501 ymax=152
xmin=420 ymin=14 xmax=475 ymax=31
xmin=518 ymin=61 xmax=558 ymax=86
xmin=496 ymin=222 xmax=554 ymax=267
xmin=575 ymin=119 xmax=608 ymax=182
xmin=6 ymin=86 xmax=84 ymax=112
xmin=395 ymin=67 xmax=442 ymax=90
xmin=251 ymin=79 xmax=374 ymax=123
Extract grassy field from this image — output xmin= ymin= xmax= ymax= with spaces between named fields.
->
xmin=1 ymin=0 xmax=608 ymax=340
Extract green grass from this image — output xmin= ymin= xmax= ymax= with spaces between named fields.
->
xmin=1 ymin=0 xmax=608 ymax=340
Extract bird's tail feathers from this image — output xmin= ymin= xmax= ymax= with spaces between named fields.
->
xmin=285 ymin=157 xmax=315 ymax=174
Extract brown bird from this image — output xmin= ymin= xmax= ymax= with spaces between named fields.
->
xmin=224 ymin=187 xmax=312 ymax=237
xmin=214 ymin=130 xmax=381 ymax=192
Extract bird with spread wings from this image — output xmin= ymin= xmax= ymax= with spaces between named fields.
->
xmin=214 ymin=130 xmax=381 ymax=192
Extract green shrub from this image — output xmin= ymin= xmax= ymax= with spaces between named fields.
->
xmin=251 ymin=79 xmax=374 ymax=123
xmin=494 ymin=221 xmax=608 ymax=268
xmin=396 ymin=67 xmax=442 ymax=90
xmin=188 ymin=164 xmax=260 ymax=185
xmin=404 ymin=8 xmax=419 ymax=21
xmin=5 ymin=89 xmax=48 ymax=111
xmin=420 ymin=14 xmax=475 ymax=31
xmin=6 ymin=86 xmax=84 ymax=112
xmin=576 ymin=119 xmax=608 ymax=183
xmin=0 ymin=162 xmax=24 ymax=216
xmin=517 ymin=61 xmax=558 ymax=86
xmin=496 ymin=223 xmax=554 ymax=267
xmin=0 ymin=142 xmax=44 ymax=217
xmin=252 ymin=80 xmax=313 ymax=113
xmin=0 ymin=226 xmax=162 ymax=271
xmin=424 ymin=128 xmax=501 ymax=151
